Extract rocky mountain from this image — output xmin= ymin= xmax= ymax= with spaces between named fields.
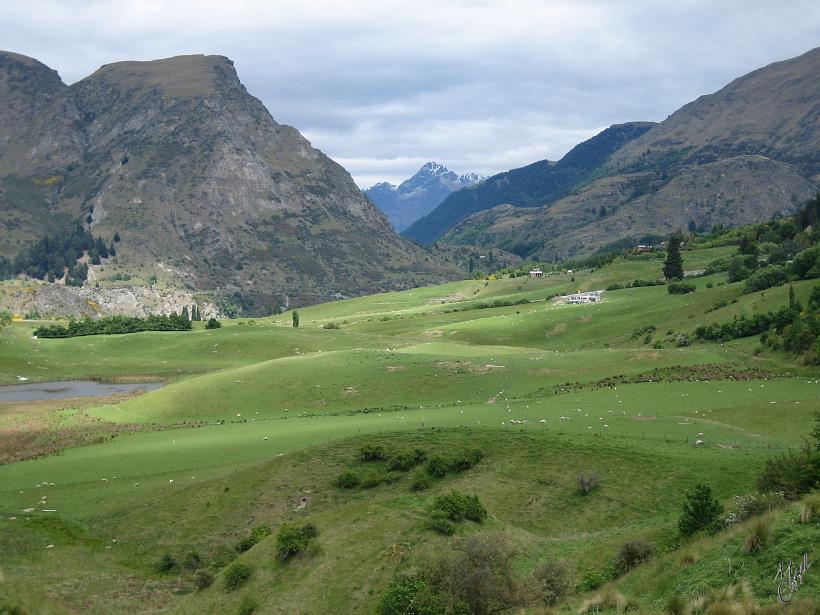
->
xmin=365 ymin=162 xmax=483 ymax=232
xmin=402 ymin=123 xmax=655 ymax=244
xmin=422 ymin=47 xmax=820 ymax=258
xmin=0 ymin=52 xmax=461 ymax=313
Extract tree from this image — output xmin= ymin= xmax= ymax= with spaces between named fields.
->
xmin=663 ymin=234 xmax=684 ymax=280
xmin=292 ymin=310 xmax=299 ymax=328
xmin=678 ymin=483 xmax=723 ymax=536
xmin=738 ymin=233 xmax=759 ymax=257
xmin=113 ymin=232 xmax=121 ymax=243
xmin=205 ymin=318 xmax=221 ymax=329
xmin=181 ymin=306 xmax=190 ymax=321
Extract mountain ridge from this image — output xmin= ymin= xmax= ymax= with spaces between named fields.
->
xmin=0 ymin=52 xmax=462 ymax=313
xmin=435 ymin=47 xmax=820 ymax=257
xmin=364 ymin=161 xmax=484 ymax=232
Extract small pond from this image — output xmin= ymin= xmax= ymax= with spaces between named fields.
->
xmin=0 ymin=380 xmax=163 ymax=403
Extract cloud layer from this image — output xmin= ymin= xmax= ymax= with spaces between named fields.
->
xmin=2 ymin=1 xmax=818 ymax=186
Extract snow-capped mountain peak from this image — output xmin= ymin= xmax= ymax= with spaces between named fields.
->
xmin=364 ymin=161 xmax=484 ymax=231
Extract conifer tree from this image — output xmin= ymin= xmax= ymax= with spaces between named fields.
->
xmin=663 ymin=234 xmax=684 ymax=280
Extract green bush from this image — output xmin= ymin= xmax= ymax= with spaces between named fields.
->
xmin=205 ymin=318 xmax=222 ymax=329
xmin=322 ymin=322 xmax=340 ymax=329
xmin=156 ymin=553 xmax=177 ymax=573
xmin=182 ymin=551 xmax=202 ymax=570
xmin=427 ymin=512 xmax=457 ymax=536
xmin=223 ymin=563 xmax=253 ymax=591
xmin=613 ymin=539 xmax=654 ymax=576
xmin=275 ymin=522 xmax=317 ymax=561
xmin=333 ymin=471 xmax=360 ymax=489
xmin=411 ymin=472 xmax=433 ymax=491
xmin=386 ymin=449 xmax=426 ymax=472
xmin=426 ymin=455 xmax=449 ymax=478
xmin=678 ymin=483 xmax=723 ymax=536
xmin=745 ymin=264 xmax=787 ymax=292
xmin=576 ymin=567 xmax=613 ymax=592
xmin=195 ymin=569 xmax=214 ymax=590
xmin=667 ymin=281 xmax=696 ymax=294
xmin=792 ymin=246 xmax=820 ymax=279
xmin=431 ymin=491 xmax=487 ymax=524
xmin=448 ymin=448 xmax=485 ymax=472
xmin=359 ymin=444 xmax=387 ymax=461
xmin=237 ymin=525 xmax=272 ymax=552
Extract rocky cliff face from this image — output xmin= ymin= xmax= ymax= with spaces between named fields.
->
xmin=442 ymin=47 xmax=820 ymax=258
xmin=0 ymin=52 xmax=460 ymax=313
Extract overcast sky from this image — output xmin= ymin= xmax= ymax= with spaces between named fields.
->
xmin=2 ymin=1 xmax=818 ymax=187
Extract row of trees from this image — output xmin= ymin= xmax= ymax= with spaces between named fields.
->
xmin=34 ymin=313 xmax=192 ymax=338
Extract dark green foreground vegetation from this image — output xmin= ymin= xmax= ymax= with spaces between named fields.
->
xmin=0 ymin=198 xmax=819 ymax=614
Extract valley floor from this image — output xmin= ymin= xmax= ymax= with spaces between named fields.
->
xmin=1 ymin=249 xmax=818 ymax=614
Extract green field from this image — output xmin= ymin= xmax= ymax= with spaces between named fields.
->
xmin=1 ymin=248 xmax=818 ymax=614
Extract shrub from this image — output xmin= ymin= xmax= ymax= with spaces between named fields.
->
xmin=182 ymin=551 xmax=202 ymax=570
xmin=427 ymin=512 xmax=457 ymax=536
xmin=156 ymin=552 xmax=177 ymax=573
xmin=532 ymin=560 xmax=572 ymax=605
xmin=800 ymin=492 xmax=820 ymax=523
xmin=205 ymin=318 xmax=221 ymax=329
xmin=743 ymin=515 xmax=773 ymax=554
xmin=237 ymin=525 xmax=272 ymax=552
xmin=577 ymin=472 xmax=599 ymax=495
xmin=675 ymin=332 xmax=691 ymax=347
xmin=756 ymin=450 xmax=818 ymax=499
xmin=386 ymin=450 xmax=424 ymax=472
xmin=333 ymin=471 xmax=360 ymax=489
xmin=223 ymin=563 xmax=253 ymax=591
xmin=431 ymin=491 xmax=487 ymax=524
xmin=576 ymin=567 xmax=612 ymax=592
xmin=723 ymin=492 xmax=785 ymax=526
xmin=426 ymin=455 xmax=450 ymax=478
xmin=411 ymin=472 xmax=433 ymax=491
xmin=463 ymin=494 xmax=488 ymax=523
xmin=792 ymin=246 xmax=820 ymax=279
xmin=668 ymin=281 xmax=696 ymax=294
xmin=194 ymin=569 xmax=214 ymax=590
xmin=322 ymin=322 xmax=340 ymax=329
xmin=745 ymin=265 xmax=787 ymax=292
xmin=237 ymin=595 xmax=258 ymax=615
xmin=448 ymin=448 xmax=485 ymax=472
xmin=678 ymin=483 xmax=723 ymax=536
xmin=377 ymin=574 xmax=439 ymax=615
xmin=275 ymin=522 xmax=317 ymax=561
xmin=613 ymin=539 xmax=654 ymax=576
xmin=359 ymin=444 xmax=387 ymax=461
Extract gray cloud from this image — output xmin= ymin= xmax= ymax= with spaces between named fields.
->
xmin=2 ymin=1 xmax=818 ymax=186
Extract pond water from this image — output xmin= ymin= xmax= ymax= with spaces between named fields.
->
xmin=0 ymin=380 xmax=163 ymax=403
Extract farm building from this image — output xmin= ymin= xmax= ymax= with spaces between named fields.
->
xmin=529 ymin=269 xmax=543 ymax=278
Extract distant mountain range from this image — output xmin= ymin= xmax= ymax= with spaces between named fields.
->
xmin=365 ymin=162 xmax=484 ymax=231
xmin=0 ymin=51 xmax=462 ymax=313
xmin=404 ymin=47 xmax=820 ymax=259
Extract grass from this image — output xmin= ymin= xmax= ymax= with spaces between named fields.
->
xmin=0 ymin=247 xmax=818 ymax=614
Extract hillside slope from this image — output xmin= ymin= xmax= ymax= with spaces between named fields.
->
xmin=0 ymin=52 xmax=460 ymax=312
xmin=440 ymin=47 xmax=820 ymax=258
xmin=403 ymin=122 xmax=655 ymax=244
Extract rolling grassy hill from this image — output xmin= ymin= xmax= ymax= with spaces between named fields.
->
xmin=0 ymin=238 xmax=818 ymax=614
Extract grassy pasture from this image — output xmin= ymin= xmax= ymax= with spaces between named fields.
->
xmin=0 ymin=248 xmax=818 ymax=613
